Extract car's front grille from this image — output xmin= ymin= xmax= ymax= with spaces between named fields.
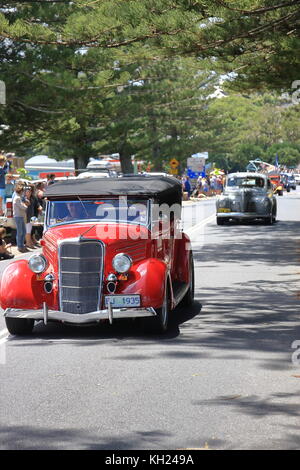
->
xmin=59 ymin=239 xmax=104 ymax=314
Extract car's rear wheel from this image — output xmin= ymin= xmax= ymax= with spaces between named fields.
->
xmin=5 ymin=317 xmax=34 ymax=335
xmin=181 ymin=254 xmax=194 ymax=307
xmin=141 ymin=285 xmax=170 ymax=334
xmin=278 ymin=190 xmax=283 ymax=196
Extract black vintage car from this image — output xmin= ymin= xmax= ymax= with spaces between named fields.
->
xmin=216 ymin=172 xmax=277 ymax=225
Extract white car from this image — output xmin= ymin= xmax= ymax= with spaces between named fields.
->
xmin=294 ymin=174 xmax=300 ymax=185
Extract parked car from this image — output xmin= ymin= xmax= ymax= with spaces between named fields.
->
xmin=294 ymin=173 xmax=300 ymax=185
xmin=77 ymin=168 xmax=113 ymax=179
xmin=216 ymin=172 xmax=277 ymax=225
xmin=1 ymin=175 xmax=194 ymax=335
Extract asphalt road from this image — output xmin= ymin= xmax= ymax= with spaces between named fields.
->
xmin=0 ymin=190 xmax=300 ymax=450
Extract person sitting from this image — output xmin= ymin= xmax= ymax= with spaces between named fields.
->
xmin=0 ymin=227 xmax=14 ymax=260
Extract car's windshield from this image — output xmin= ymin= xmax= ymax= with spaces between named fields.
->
xmin=227 ymin=176 xmax=265 ymax=188
xmin=46 ymin=198 xmax=149 ymax=228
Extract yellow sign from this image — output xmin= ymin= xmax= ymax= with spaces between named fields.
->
xmin=170 ymin=158 xmax=179 ymax=168
xmin=170 ymin=168 xmax=178 ymax=175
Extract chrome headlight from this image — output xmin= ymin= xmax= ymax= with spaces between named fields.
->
xmin=112 ymin=253 xmax=132 ymax=273
xmin=28 ymin=254 xmax=48 ymax=274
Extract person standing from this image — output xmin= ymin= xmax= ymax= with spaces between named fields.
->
xmin=183 ymin=176 xmax=192 ymax=199
xmin=25 ymin=185 xmax=42 ymax=248
xmin=5 ymin=173 xmax=15 ymax=200
xmin=13 ymin=183 xmax=29 ymax=253
xmin=0 ymin=154 xmax=10 ymax=214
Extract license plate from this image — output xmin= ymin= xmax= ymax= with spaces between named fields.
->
xmin=105 ymin=295 xmax=141 ymax=308
xmin=218 ymin=208 xmax=230 ymax=213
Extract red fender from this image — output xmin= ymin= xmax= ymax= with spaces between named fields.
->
xmin=0 ymin=260 xmax=56 ymax=310
xmin=118 ymin=258 xmax=168 ymax=309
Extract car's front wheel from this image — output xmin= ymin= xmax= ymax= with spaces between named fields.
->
xmin=216 ymin=217 xmax=225 ymax=225
xmin=141 ymin=285 xmax=170 ymax=334
xmin=5 ymin=317 xmax=34 ymax=335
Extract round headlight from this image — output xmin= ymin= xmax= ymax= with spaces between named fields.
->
xmin=112 ymin=253 xmax=132 ymax=273
xmin=28 ymin=255 xmax=48 ymax=274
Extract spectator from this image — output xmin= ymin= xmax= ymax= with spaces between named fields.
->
xmin=24 ymin=186 xmax=41 ymax=249
xmin=35 ymin=181 xmax=46 ymax=211
xmin=202 ymin=178 xmax=209 ymax=192
xmin=47 ymin=174 xmax=56 ymax=185
xmin=0 ymin=154 xmax=10 ymax=214
xmin=0 ymin=227 xmax=14 ymax=260
xmin=13 ymin=183 xmax=30 ymax=253
xmin=5 ymin=153 xmax=15 ymax=172
xmin=5 ymin=174 xmax=15 ymax=200
xmin=183 ymin=176 xmax=192 ymax=199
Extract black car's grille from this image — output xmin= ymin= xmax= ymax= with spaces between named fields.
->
xmin=59 ymin=240 xmax=104 ymax=314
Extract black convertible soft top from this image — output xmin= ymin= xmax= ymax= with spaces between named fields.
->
xmin=45 ymin=175 xmax=182 ymax=205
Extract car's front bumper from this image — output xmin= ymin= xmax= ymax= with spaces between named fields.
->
xmin=216 ymin=212 xmax=270 ymax=219
xmin=4 ymin=303 xmax=156 ymax=325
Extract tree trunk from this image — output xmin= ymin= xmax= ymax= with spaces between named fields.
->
xmin=74 ymin=154 xmax=89 ymax=174
xmin=119 ymin=151 xmax=133 ymax=174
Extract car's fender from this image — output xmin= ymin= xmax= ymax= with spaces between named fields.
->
xmin=0 ymin=260 xmax=55 ymax=310
xmin=119 ymin=258 xmax=169 ymax=309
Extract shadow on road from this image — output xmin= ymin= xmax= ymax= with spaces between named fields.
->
xmin=194 ymin=220 xmax=300 ymax=267
xmin=0 ymin=423 xmax=226 ymax=450
xmin=5 ymin=301 xmax=203 ymax=344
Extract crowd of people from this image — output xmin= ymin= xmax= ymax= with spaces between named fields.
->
xmin=0 ymin=152 xmax=54 ymax=258
xmin=181 ymin=174 xmax=224 ymax=199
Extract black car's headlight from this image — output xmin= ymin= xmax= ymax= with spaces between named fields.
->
xmin=112 ymin=253 xmax=132 ymax=273
xmin=28 ymin=254 xmax=48 ymax=274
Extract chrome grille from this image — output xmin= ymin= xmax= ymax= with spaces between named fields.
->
xmin=59 ymin=239 xmax=104 ymax=314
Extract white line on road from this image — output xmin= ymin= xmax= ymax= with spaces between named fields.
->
xmin=185 ymin=214 xmax=215 ymax=236
xmin=0 ymin=328 xmax=8 ymax=338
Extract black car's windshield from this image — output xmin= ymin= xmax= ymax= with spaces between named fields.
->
xmin=227 ymin=176 xmax=265 ymax=188
xmin=46 ymin=198 xmax=149 ymax=228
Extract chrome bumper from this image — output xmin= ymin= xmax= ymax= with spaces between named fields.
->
xmin=4 ymin=304 xmax=156 ymax=325
xmin=216 ymin=212 xmax=269 ymax=219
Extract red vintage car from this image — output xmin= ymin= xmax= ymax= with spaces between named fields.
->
xmin=1 ymin=175 xmax=194 ymax=335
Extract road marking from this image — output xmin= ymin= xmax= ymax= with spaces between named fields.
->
xmin=185 ymin=214 xmax=215 ymax=235
xmin=0 ymin=328 xmax=8 ymax=338
xmin=0 ymin=335 xmax=8 ymax=344
xmin=0 ymin=329 xmax=8 ymax=364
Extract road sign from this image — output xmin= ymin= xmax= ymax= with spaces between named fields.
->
xmin=170 ymin=158 xmax=179 ymax=168
xmin=170 ymin=168 xmax=178 ymax=175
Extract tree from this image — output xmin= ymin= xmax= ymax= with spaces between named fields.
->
xmin=1 ymin=1 xmax=300 ymax=92
xmin=207 ymin=93 xmax=300 ymax=170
